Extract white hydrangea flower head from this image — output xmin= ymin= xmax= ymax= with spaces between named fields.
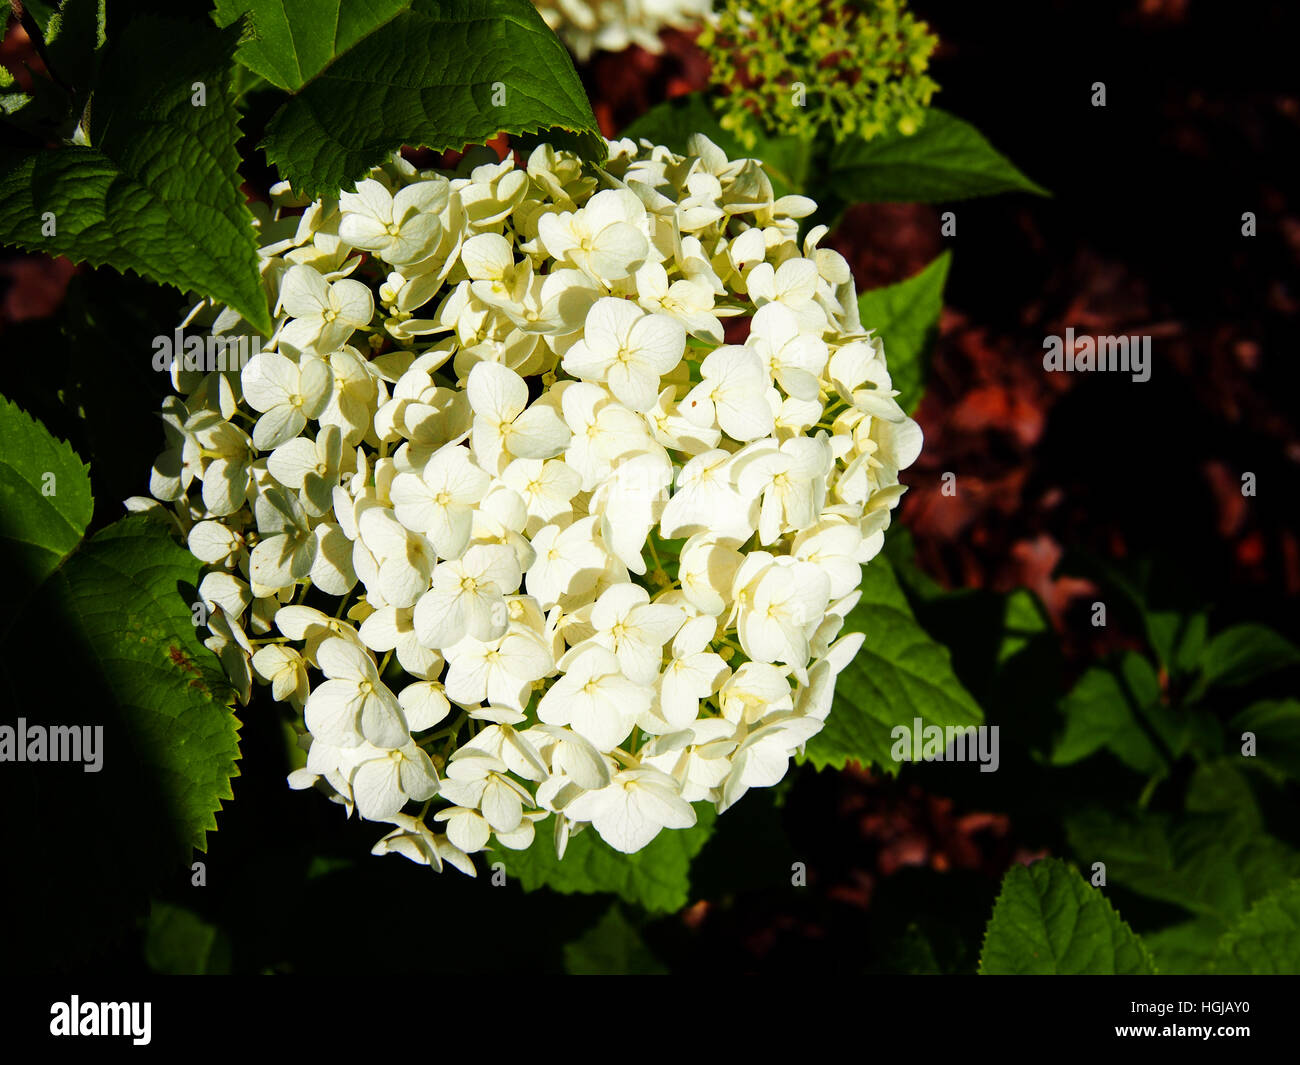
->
xmin=532 ymin=0 xmax=712 ymax=60
xmin=144 ymin=134 xmax=921 ymax=868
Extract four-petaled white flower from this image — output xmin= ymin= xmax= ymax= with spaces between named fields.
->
xmin=537 ymin=188 xmax=649 ymax=284
xmin=338 ymin=177 xmax=449 ymax=266
xmin=390 ymin=445 xmax=490 ymax=560
xmin=561 ymin=297 xmax=686 ymax=412
xmin=242 ymin=351 xmax=334 ymax=450
xmin=305 ymin=637 xmax=408 ymax=749
xmin=564 ymin=767 xmax=697 ymax=853
xmin=681 ymin=344 xmax=775 ymax=442
xmin=414 ymin=543 xmax=521 ymax=648
xmin=277 ymin=265 xmax=374 ymax=351
xmin=467 ymin=361 xmax=570 ymax=474
xmin=538 ymin=644 xmax=651 ymax=752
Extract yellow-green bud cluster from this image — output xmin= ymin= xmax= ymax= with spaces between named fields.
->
xmin=700 ymin=0 xmax=939 ymax=149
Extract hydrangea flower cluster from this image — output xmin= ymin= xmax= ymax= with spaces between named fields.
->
xmin=532 ymin=0 xmax=710 ymax=60
xmin=699 ymin=0 xmax=939 ymax=149
xmin=134 ymin=134 xmax=921 ymax=875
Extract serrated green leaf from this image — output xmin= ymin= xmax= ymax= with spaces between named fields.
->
xmin=1051 ymin=654 xmax=1167 ymax=774
xmin=0 ymin=18 xmax=271 ymax=333
xmin=828 ymin=108 xmax=1047 ymax=203
xmin=0 ymin=397 xmax=240 ymax=966
xmin=497 ymin=804 xmax=715 ymax=912
xmin=1196 ymin=623 xmax=1300 ymax=691
xmin=28 ymin=515 xmax=241 ymax=849
xmin=563 ymin=904 xmax=667 ymax=974
xmin=43 ymin=0 xmax=106 ymax=94
xmin=803 ymin=555 xmax=983 ymax=772
xmin=857 ymin=251 xmax=950 ymax=414
xmin=621 ymin=91 xmax=813 ymax=197
xmin=259 ymin=0 xmax=603 ymax=199
xmin=0 ymin=394 xmax=93 ymax=603
xmin=213 ymin=0 xmax=411 ymax=92
xmin=18 ymin=0 xmax=57 ymax=34
xmin=1211 ymin=879 xmax=1300 ymax=974
xmin=1141 ymin=917 xmax=1222 ymax=975
xmin=1065 ymin=808 xmax=1300 ymax=923
xmin=980 ymin=858 xmax=1155 ymax=974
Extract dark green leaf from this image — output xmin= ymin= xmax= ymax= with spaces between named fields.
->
xmin=1141 ymin=917 xmax=1222 ymax=975
xmin=979 ymin=858 xmax=1155 ymax=974
xmin=998 ymin=587 xmax=1051 ymax=666
xmin=856 ymin=251 xmax=950 ymax=414
xmin=1065 ymin=808 xmax=1300 ymax=923
xmin=0 ymin=506 xmax=241 ymax=964
xmin=1051 ymin=654 xmax=1166 ymax=774
xmin=1231 ymin=699 xmax=1300 ymax=781
xmin=19 ymin=0 xmax=58 ymax=34
xmin=144 ymin=901 xmax=232 ymax=974
xmin=1211 ymin=879 xmax=1300 ymax=974
xmin=1197 ymin=623 xmax=1300 ymax=692
xmin=0 ymin=18 xmax=271 ymax=332
xmin=497 ymin=804 xmax=715 ymax=913
xmin=213 ymin=0 xmax=411 ymax=92
xmin=828 ymin=108 xmax=1047 ymax=203
xmin=803 ymin=556 xmax=983 ymax=772
xmin=0 ymin=394 xmax=93 ymax=603
xmin=563 ymin=904 xmax=667 ymax=974
xmin=259 ymin=0 xmax=603 ymax=199
xmin=42 ymin=0 xmax=106 ymax=95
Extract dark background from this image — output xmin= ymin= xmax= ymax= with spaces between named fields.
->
xmin=0 ymin=0 xmax=1296 ymax=973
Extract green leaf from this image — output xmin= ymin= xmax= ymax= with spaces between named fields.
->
xmin=563 ymin=904 xmax=668 ymax=974
xmin=43 ymin=0 xmax=106 ymax=94
xmin=998 ymin=587 xmax=1051 ymax=666
xmin=1211 ymin=879 xmax=1300 ymax=974
xmin=213 ymin=0 xmax=411 ymax=92
xmin=1185 ymin=759 xmax=1259 ymax=825
xmin=1170 ymin=610 xmax=1208 ymax=677
xmin=1065 ymin=809 xmax=1300 ymax=923
xmin=621 ymin=92 xmax=813 ymax=197
xmin=828 ymin=108 xmax=1047 ymax=204
xmin=257 ymin=0 xmax=603 ymax=199
xmin=979 ymin=858 xmax=1156 ymax=974
xmin=497 ymin=804 xmax=715 ymax=913
xmin=18 ymin=0 xmax=57 ymax=35
xmin=0 ymin=394 xmax=93 ymax=603
xmin=1196 ymin=623 xmax=1300 ymax=692
xmin=0 ymin=17 xmax=271 ymax=333
xmin=1051 ymin=654 xmax=1167 ymax=774
xmin=18 ymin=515 xmax=241 ymax=848
xmin=0 ymin=416 xmax=241 ymax=966
xmin=803 ymin=556 xmax=983 ymax=772
xmin=144 ymin=901 xmax=232 ymax=974
xmin=856 ymin=251 xmax=950 ymax=414
xmin=1141 ymin=917 xmax=1223 ymax=975
xmin=1231 ymin=699 xmax=1300 ymax=781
